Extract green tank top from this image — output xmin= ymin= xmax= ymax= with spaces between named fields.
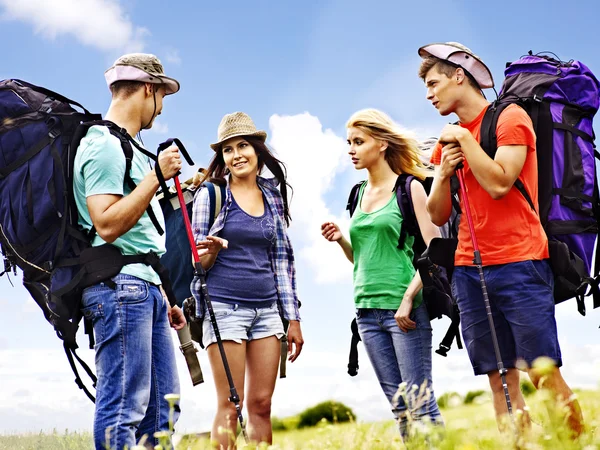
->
xmin=349 ymin=183 xmax=423 ymax=310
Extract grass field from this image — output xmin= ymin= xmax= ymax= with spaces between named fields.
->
xmin=1 ymin=388 xmax=599 ymax=449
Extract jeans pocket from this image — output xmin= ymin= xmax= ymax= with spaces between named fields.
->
xmin=116 ymin=281 xmax=149 ymax=304
xmin=81 ymin=302 xmax=105 ymax=345
xmin=212 ymin=302 xmax=237 ymax=319
xmin=526 ymin=260 xmax=553 ymax=290
xmin=355 ymin=308 xmax=363 ymax=319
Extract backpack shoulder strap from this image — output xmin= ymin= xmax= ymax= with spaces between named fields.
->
xmin=348 ymin=318 xmax=361 ymax=376
xmin=480 ymin=101 xmax=506 ymax=160
xmin=395 ymin=174 xmax=418 ymax=234
xmin=346 ymin=181 xmax=365 ymax=218
xmin=108 ymin=125 xmax=165 ymax=236
xmin=202 ymin=181 xmax=226 ymax=230
xmin=479 ymin=102 xmax=536 ymax=212
xmin=435 ymin=314 xmax=463 ymax=357
xmin=395 ymin=174 xmax=419 ymax=249
xmin=592 ymin=150 xmax=600 ymax=310
xmin=63 ymin=343 xmax=97 ymax=402
xmin=279 ymin=318 xmax=289 ymax=379
xmin=72 ymin=121 xmax=165 ymax=236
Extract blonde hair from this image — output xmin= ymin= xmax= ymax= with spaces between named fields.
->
xmin=346 ymin=109 xmax=431 ymax=180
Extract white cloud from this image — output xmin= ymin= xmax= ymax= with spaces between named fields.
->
xmin=21 ymin=297 xmax=39 ymax=314
xmin=164 ymin=48 xmax=182 ymax=65
xmin=0 ymin=0 xmax=148 ymax=53
xmin=149 ymin=120 xmax=169 ymax=135
xmin=268 ymin=113 xmax=354 ymax=284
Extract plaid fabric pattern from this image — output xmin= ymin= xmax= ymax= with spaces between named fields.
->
xmin=191 ymin=176 xmax=300 ymax=321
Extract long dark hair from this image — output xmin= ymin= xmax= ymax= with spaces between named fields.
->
xmin=200 ymin=136 xmax=292 ymax=226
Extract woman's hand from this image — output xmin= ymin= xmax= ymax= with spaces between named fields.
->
xmin=287 ymin=320 xmax=304 ymax=362
xmin=321 ymin=222 xmax=343 ymax=242
xmin=195 ymin=235 xmax=228 ymax=257
xmin=394 ymin=297 xmax=416 ymax=333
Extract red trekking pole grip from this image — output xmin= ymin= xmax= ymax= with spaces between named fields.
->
xmin=174 ymin=176 xmax=200 ymax=265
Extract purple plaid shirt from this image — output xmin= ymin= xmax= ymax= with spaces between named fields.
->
xmin=191 ymin=176 xmax=301 ymax=321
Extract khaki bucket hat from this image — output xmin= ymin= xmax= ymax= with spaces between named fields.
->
xmin=418 ymin=42 xmax=494 ymax=89
xmin=104 ymin=53 xmax=180 ymax=95
xmin=210 ymin=112 xmax=267 ymax=151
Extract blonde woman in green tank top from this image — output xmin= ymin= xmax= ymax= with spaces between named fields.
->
xmin=321 ymin=109 xmax=445 ymax=441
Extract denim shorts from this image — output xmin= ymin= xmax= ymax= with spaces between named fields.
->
xmin=451 ymin=259 xmax=562 ymax=375
xmin=202 ymin=301 xmax=285 ymax=347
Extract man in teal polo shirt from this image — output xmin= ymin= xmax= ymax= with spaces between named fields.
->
xmin=73 ymin=53 xmax=185 ymax=450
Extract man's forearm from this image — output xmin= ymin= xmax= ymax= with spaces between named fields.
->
xmin=458 ymin=133 xmax=516 ymax=199
xmin=93 ymin=170 xmax=160 ymax=242
xmin=426 ymin=174 xmax=453 ymax=226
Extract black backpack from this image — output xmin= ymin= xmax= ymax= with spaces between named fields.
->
xmin=0 ymin=80 xmax=176 ymax=401
xmin=158 ymin=177 xmax=226 ymax=342
xmin=345 ymin=174 xmax=461 ymax=376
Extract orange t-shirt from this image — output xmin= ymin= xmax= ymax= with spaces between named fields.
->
xmin=430 ymin=104 xmax=549 ymax=266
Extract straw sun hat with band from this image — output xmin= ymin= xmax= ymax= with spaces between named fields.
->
xmin=210 ymin=112 xmax=267 ymax=151
xmin=104 ymin=53 xmax=181 ymax=129
xmin=418 ymin=42 xmax=494 ymax=90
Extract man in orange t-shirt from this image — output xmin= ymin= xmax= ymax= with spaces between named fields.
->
xmin=418 ymin=42 xmax=582 ymax=434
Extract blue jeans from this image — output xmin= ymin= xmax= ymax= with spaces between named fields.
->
xmin=356 ymin=304 xmax=443 ymax=439
xmin=82 ymin=274 xmax=180 ymax=450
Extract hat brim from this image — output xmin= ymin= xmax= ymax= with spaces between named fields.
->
xmin=105 ymin=65 xmax=181 ymax=95
xmin=210 ymin=130 xmax=267 ymax=151
xmin=418 ymin=43 xmax=494 ymax=89
xmin=156 ymin=75 xmax=180 ymax=95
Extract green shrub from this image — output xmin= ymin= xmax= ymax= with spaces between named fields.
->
xmin=520 ymin=378 xmax=536 ymax=397
xmin=271 ymin=416 xmax=287 ymax=431
xmin=437 ymin=391 xmax=462 ymax=409
xmin=281 ymin=415 xmax=300 ymax=430
xmin=464 ymin=389 xmax=486 ymax=405
xmin=297 ymin=401 xmax=356 ymax=428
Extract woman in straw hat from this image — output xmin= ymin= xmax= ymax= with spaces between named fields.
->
xmin=191 ymin=112 xmax=303 ymax=448
xmin=321 ymin=109 xmax=444 ymax=441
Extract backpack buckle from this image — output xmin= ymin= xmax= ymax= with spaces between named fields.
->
xmin=435 ymin=344 xmax=450 ymax=357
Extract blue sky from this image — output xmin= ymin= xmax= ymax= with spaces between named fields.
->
xmin=1 ymin=0 xmax=599 ymax=435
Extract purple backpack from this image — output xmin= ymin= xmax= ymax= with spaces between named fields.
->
xmin=480 ymin=52 xmax=600 ymax=315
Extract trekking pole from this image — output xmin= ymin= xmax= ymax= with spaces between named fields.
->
xmin=158 ymin=139 xmax=249 ymax=443
xmin=455 ymin=165 xmax=514 ymax=422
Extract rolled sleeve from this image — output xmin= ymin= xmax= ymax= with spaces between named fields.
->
xmin=191 ymin=187 xmax=211 ymax=243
